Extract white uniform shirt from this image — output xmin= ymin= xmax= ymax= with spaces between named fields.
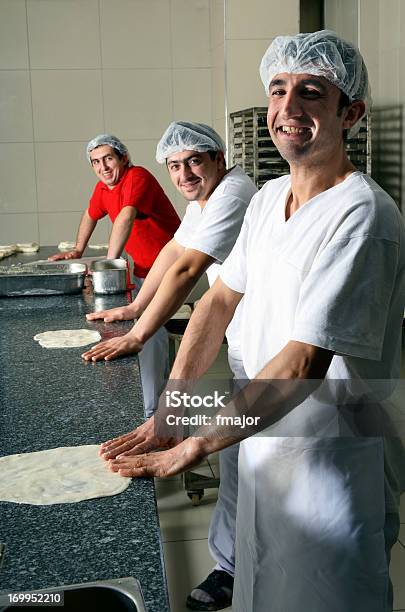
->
xmin=221 ymin=172 xmax=405 ymax=612
xmin=220 ymin=172 xmax=405 ymax=381
xmin=175 ymin=165 xmax=257 ymax=357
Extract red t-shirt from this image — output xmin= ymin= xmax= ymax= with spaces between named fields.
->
xmin=88 ymin=166 xmax=180 ymax=278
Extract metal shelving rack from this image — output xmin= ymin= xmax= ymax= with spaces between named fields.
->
xmin=229 ymin=107 xmax=371 ymax=189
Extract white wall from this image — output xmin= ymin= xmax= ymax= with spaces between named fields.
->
xmin=0 ymin=0 xmax=213 ymax=245
xmin=324 ymin=0 xmax=405 ymax=212
xmin=225 ymin=0 xmax=300 ymax=114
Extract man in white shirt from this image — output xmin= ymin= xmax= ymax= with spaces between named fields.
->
xmin=84 ymin=122 xmax=257 ymax=609
xmin=107 ymin=32 xmax=405 ymax=612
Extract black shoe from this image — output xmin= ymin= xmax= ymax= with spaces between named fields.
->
xmin=186 ymin=570 xmax=234 ymax=611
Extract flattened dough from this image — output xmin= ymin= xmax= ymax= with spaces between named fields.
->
xmin=0 ymin=445 xmax=130 ymax=505
xmin=34 ymin=329 xmax=101 ymax=348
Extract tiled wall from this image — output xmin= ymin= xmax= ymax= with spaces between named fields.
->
xmin=222 ymin=0 xmax=300 ymax=155
xmin=0 ymin=0 xmax=213 ymax=245
xmin=210 ymin=0 xmax=226 ymax=142
xmin=324 ymin=0 xmax=405 ymax=215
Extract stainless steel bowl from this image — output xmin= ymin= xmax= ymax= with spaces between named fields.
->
xmin=91 ymin=259 xmax=127 ymax=294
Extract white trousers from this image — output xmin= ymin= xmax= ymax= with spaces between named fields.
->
xmin=133 ymin=276 xmax=169 ymax=418
xmin=208 ymin=351 xmax=248 ymax=576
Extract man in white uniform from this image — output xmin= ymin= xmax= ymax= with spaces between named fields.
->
xmin=84 ymin=122 xmax=257 ymax=609
xmin=107 ymin=32 xmax=405 ymax=612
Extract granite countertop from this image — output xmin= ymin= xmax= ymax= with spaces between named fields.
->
xmin=0 ymin=248 xmax=170 ymax=612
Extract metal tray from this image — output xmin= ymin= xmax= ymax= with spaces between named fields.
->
xmin=0 ymin=263 xmax=87 ymax=297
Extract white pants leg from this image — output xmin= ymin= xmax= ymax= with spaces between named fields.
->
xmin=138 ymin=326 xmax=169 ymax=418
xmin=208 ymin=351 xmax=248 ymax=576
xmin=133 ymin=275 xmax=169 ymax=418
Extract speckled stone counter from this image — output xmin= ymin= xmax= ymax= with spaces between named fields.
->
xmin=0 ymin=249 xmax=170 ymax=612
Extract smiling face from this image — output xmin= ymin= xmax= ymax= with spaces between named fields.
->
xmin=166 ymin=150 xmax=226 ymax=206
xmin=89 ymin=145 xmax=128 ymax=188
xmin=267 ymin=73 xmax=357 ymax=168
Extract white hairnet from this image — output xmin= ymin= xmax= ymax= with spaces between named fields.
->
xmin=86 ymin=134 xmax=132 ymax=165
xmin=156 ymin=121 xmax=225 ymax=163
xmin=259 ymin=30 xmax=371 ymax=136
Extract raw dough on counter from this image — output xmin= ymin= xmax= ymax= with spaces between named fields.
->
xmin=58 ymin=241 xmax=109 ymax=251
xmin=34 ymin=329 xmax=101 ymax=348
xmin=0 ymin=245 xmax=18 ymax=259
xmin=88 ymin=243 xmax=109 ymax=250
xmin=16 ymin=242 xmax=40 ymax=253
xmin=57 ymin=241 xmax=76 ymax=251
xmin=0 ymin=445 xmax=131 ymax=505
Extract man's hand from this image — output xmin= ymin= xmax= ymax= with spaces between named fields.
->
xmin=48 ymin=249 xmax=82 ymax=261
xmin=86 ymin=305 xmax=138 ymax=323
xmin=99 ymin=416 xmax=181 ymax=460
xmin=107 ymin=437 xmax=206 ymax=478
xmin=81 ymin=333 xmax=143 ymax=361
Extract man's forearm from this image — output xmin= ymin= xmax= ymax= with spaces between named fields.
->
xmin=129 ymin=260 xmax=207 ymax=346
xmin=191 ymin=341 xmax=335 ymax=457
xmin=171 ymin=283 xmax=240 ymax=379
xmin=130 ymin=240 xmax=184 ymax=316
xmin=75 ymin=210 xmax=97 ymax=254
xmin=107 ymin=208 xmax=137 ymax=259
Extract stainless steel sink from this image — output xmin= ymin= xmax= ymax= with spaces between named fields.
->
xmin=0 ymin=577 xmax=146 ymax=611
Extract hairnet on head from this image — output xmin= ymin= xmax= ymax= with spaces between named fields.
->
xmin=86 ymin=134 xmax=132 ymax=165
xmin=259 ymin=30 xmax=371 ymax=136
xmin=156 ymin=121 xmax=226 ymax=163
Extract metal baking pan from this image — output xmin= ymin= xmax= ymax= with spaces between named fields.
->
xmin=0 ymin=263 xmax=87 ymax=297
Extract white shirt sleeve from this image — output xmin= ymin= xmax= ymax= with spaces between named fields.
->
xmin=175 ymin=195 xmax=249 ymax=262
xmin=219 ymin=203 xmax=253 ymax=294
xmin=292 ymin=234 xmax=401 ymax=360
xmin=174 ymin=204 xmax=197 ymax=246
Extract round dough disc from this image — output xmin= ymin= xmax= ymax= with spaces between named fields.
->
xmin=34 ymin=329 xmax=101 ymax=348
xmin=0 ymin=445 xmax=131 ymax=505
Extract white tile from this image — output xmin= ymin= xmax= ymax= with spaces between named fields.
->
xmin=392 ymin=530 xmax=405 ymax=610
xmin=27 ymin=0 xmax=100 ymax=69
xmin=0 ymin=144 xmax=37 ymax=213
xmin=212 ymin=41 xmax=225 ymax=70
xmin=378 ymin=0 xmax=401 ymax=51
xmin=100 ymin=0 xmax=171 ymax=69
xmin=0 ymin=213 xmax=39 ymax=243
xmin=102 ymin=69 xmax=173 ymax=140
xmin=171 ymin=0 xmax=211 ymax=68
xmin=35 ymin=142 xmax=96 ymax=213
xmin=162 ymin=539 xmax=232 ymax=612
xmin=213 ymin=117 xmax=227 ymax=142
xmin=125 ymin=139 xmax=180 ymax=208
xmin=31 ymin=70 xmax=103 ymax=141
xmin=38 ymin=211 xmax=110 ymax=246
xmin=0 ymin=0 xmax=29 ymax=69
xmin=173 ymin=69 xmax=212 ymax=126
xmin=212 ymin=61 xmax=226 ymax=121
xmin=226 ymin=0 xmax=299 ymax=40
xmin=226 ymin=39 xmax=270 ymax=114
xmin=378 ymin=49 xmax=401 ymax=105
xmin=210 ymin=0 xmax=224 ymax=48
xmin=0 ymin=71 xmax=33 ymax=142
xmin=324 ymin=0 xmax=359 ymax=45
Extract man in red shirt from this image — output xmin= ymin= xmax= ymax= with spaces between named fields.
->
xmin=49 ymin=134 xmax=180 ymax=282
